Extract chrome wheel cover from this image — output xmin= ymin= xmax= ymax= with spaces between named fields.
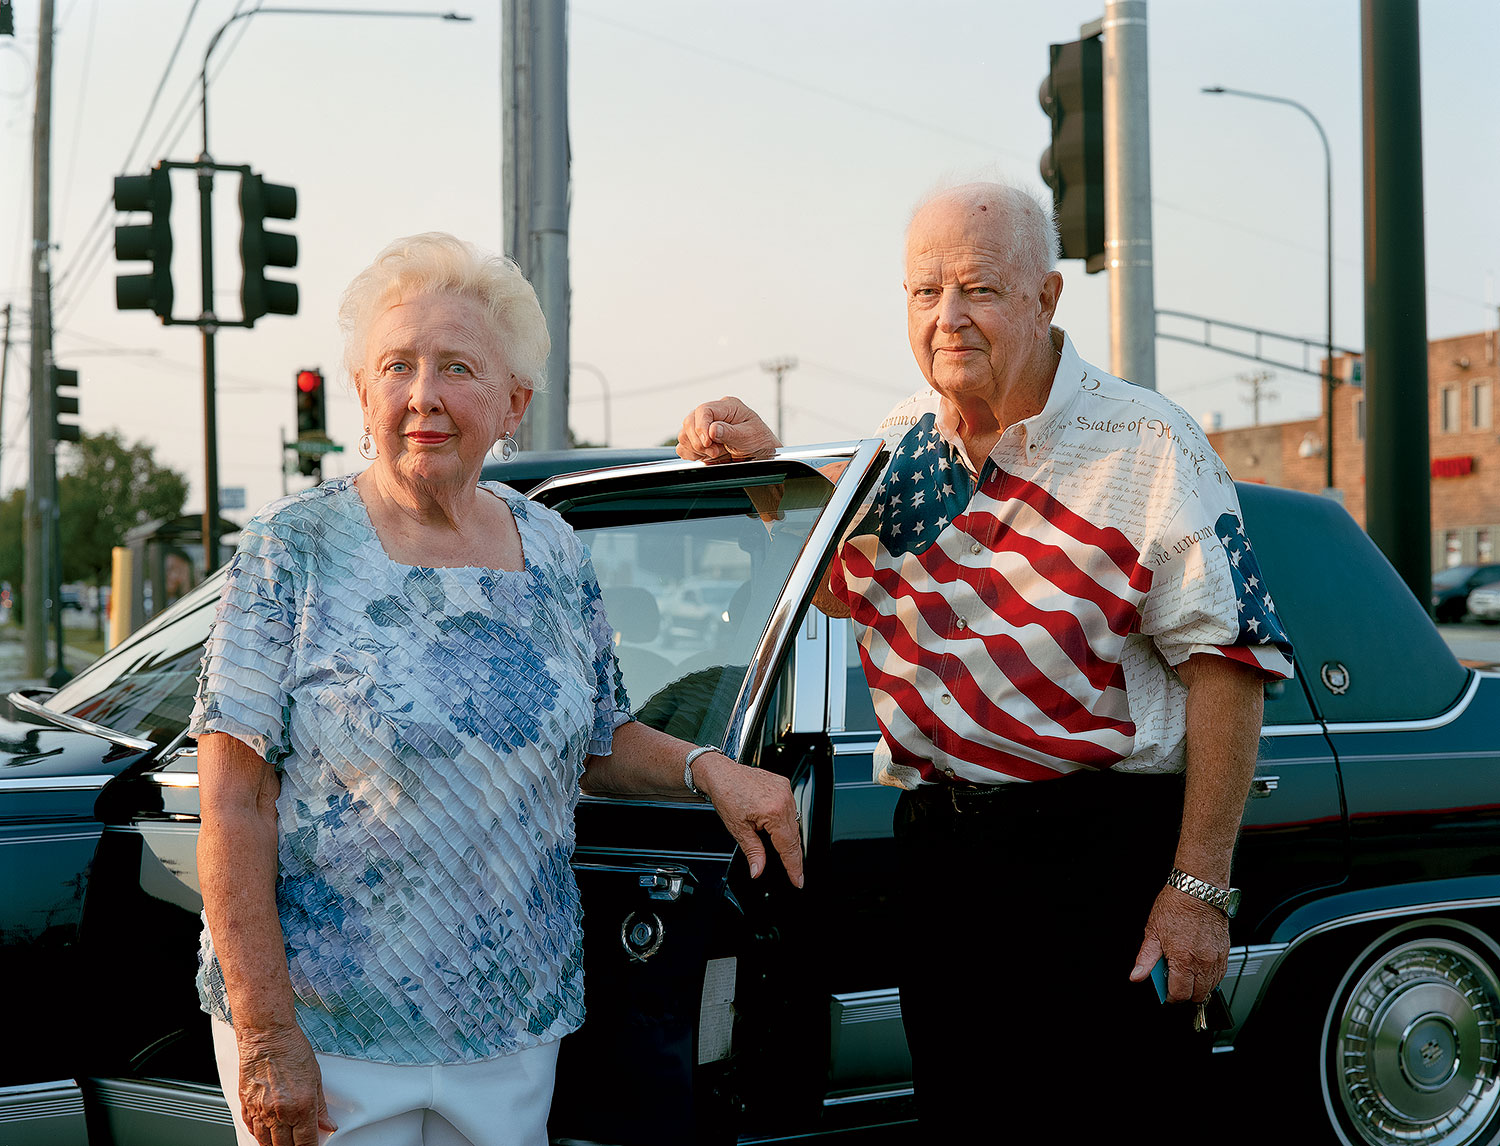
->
xmin=1332 ymin=938 xmax=1500 ymax=1146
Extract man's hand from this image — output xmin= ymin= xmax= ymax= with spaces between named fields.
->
xmin=1129 ymin=883 xmax=1230 ymax=1003
xmin=693 ymin=751 xmax=805 ymax=888
xmin=235 ymin=1022 xmax=336 ymax=1146
xmin=678 ymin=397 xmax=782 ymax=462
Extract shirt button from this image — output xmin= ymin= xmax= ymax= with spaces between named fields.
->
xmin=955 ymin=617 xmax=968 ymax=630
xmin=940 ymin=693 xmax=952 ymax=705
xmin=942 ymin=767 xmax=958 ymax=779
xmin=970 ymin=542 xmax=982 ymax=556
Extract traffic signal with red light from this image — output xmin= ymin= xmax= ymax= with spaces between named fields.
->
xmin=241 ymin=174 xmax=299 ymax=323
xmin=1039 ymin=35 xmax=1106 ymax=272
xmin=114 ymin=166 xmax=175 ymax=318
xmin=296 ymin=368 xmax=326 ymax=477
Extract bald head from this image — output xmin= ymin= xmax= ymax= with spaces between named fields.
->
xmin=906 ymin=182 xmax=1059 ymax=287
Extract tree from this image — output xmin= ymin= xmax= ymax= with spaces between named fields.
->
xmin=0 ymin=488 xmax=23 ymax=622
xmin=57 ymin=432 xmax=188 ymax=631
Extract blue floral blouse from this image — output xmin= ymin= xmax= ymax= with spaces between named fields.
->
xmin=188 ymin=476 xmax=631 ymax=1065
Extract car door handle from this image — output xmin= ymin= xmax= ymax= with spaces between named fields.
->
xmin=572 ymin=862 xmax=695 ymax=901
xmin=1249 ymin=776 xmax=1279 ymax=799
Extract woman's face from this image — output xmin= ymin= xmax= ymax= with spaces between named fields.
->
xmin=357 ymin=292 xmax=530 ymax=490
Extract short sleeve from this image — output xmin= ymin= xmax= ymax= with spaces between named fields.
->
xmin=1140 ymin=481 xmax=1294 ymax=680
xmin=187 ymin=521 xmax=302 ymax=764
xmin=577 ymin=543 xmax=633 ymax=756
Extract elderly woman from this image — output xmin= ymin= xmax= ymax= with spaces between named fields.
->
xmin=191 ymin=233 xmax=802 ymax=1146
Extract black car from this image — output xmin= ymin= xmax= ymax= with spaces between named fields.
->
xmin=1431 ymin=562 xmax=1500 ymax=623
xmin=2 ymin=444 xmax=1498 ymax=1146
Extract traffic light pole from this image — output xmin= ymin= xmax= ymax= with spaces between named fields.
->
xmin=198 ymin=163 xmax=222 ymax=572
xmin=24 ymin=0 xmax=54 ymax=678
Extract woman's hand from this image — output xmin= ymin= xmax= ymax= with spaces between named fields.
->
xmin=692 ymin=751 xmax=805 ymax=888
xmin=235 ymin=1022 xmax=336 ymax=1146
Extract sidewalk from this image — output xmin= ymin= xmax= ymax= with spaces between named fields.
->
xmin=0 ymin=627 xmax=99 ymax=693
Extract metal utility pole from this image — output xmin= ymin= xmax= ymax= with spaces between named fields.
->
xmin=502 ymin=0 xmax=570 ymax=451
xmin=24 ymin=0 xmax=55 ymax=677
xmin=761 ymin=357 xmax=798 ymax=442
xmin=1361 ymin=0 xmax=1430 ymax=606
xmin=0 ymin=303 xmax=12 ymax=486
xmin=1101 ymin=0 xmax=1156 ymax=389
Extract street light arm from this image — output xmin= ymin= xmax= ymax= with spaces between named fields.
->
xmin=199 ymin=6 xmax=474 ymax=157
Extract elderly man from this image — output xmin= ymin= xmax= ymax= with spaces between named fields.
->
xmin=678 ymin=181 xmax=1292 ymax=1137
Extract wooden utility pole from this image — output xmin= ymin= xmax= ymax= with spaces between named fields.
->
xmin=24 ymin=0 xmax=54 ymax=677
xmin=761 ymin=357 xmax=798 ymax=442
xmin=1238 ymin=369 xmax=1277 ymax=426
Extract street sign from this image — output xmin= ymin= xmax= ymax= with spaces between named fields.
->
xmin=219 ymin=487 xmax=246 ymax=510
xmin=293 ymin=439 xmax=345 ymax=455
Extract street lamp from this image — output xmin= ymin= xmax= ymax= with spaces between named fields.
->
xmin=1203 ymin=85 xmax=1335 ymax=491
xmin=571 ymin=361 xmax=612 ymax=447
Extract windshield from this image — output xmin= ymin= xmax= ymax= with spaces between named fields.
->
xmin=41 ymin=570 xmax=224 ymax=744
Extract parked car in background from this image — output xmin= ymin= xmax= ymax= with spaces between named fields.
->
xmin=1468 ymin=583 xmax=1500 ymax=623
xmin=2 ymin=444 xmax=1499 ymax=1146
xmin=1431 ymin=562 xmax=1500 ymax=622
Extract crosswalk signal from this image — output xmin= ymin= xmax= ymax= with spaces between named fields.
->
xmin=114 ymin=166 xmax=175 ymax=318
xmin=50 ymin=366 xmax=80 ymax=444
xmin=1039 ymin=35 xmax=1106 ymax=272
xmin=296 ymin=368 xmax=326 ymax=477
xmin=241 ymin=174 xmax=299 ymax=324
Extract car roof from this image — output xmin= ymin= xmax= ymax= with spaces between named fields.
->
xmin=480 ymin=447 xmax=677 ymax=494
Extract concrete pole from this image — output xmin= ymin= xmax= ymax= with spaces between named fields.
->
xmin=527 ymin=0 xmax=570 ymax=450
xmin=24 ymin=0 xmax=54 ymax=676
xmin=501 ymin=0 xmax=532 ymax=279
xmin=1361 ymin=0 xmax=1430 ymax=606
xmin=1101 ymin=0 xmax=1156 ymax=389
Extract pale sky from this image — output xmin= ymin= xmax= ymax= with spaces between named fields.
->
xmin=1 ymin=0 xmax=1496 ymax=519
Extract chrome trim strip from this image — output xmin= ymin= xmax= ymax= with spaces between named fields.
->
xmin=0 ymin=1080 xmax=84 ymax=1124
xmin=6 ymin=691 xmax=156 ymax=751
xmin=823 ymin=1086 xmax=915 ymax=1107
xmin=88 ymin=1078 xmax=234 ymax=1126
xmin=788 ymin=609 xmax=830 ymax=736
xmin=1320 ymin=671 xmax=1484 ymax=734
xmin=148 ymin=772 xmax=200 ymax=788
xmin=0 ymin=831 xmax=100 ymax=846
xmin=527 ymin=441 xmax=868 ymax=501
xmin=576 ymin=792 xmax=718 ymax=812
xmin=825 ymin=615 xmax=850 ymax=733
xmin=0 ymin=774 xmax=113 ymax=792
xmin=573 ymin=845 xmax=734 ymax=866
xmin=722 ymin=439 xmax=886 ymax=760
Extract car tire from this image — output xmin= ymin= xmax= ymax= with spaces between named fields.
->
xmin=1319 ymin=928 xmax=1500 ymax=1146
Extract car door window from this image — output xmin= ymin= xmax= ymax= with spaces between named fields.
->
xmin=563 ymin=467 xmax=843 ymax=750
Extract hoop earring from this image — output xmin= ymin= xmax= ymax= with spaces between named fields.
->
xmin=490 ymin=434 xmax=519 ymax=463
xmin=359 ymin=431 xmax=377 ymax=461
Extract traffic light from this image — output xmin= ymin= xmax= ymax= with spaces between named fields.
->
xmin=241 ymin=174 xmax=299 ymax=323
xmin=0 ymin=2 xmax=14 ymax=36
xmin=296 ymin=368 xmax=326 ymax=477
xmin=50 ymin=366 xmax=80 ymax=444
xmin=1039 ymin=35 xmax=1105 ymax=272
xmin=114 ymin=166 xmax=174 ymax=318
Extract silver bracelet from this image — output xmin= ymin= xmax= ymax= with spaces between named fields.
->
xmin=683 ymin=745 xmax=718 ymax=803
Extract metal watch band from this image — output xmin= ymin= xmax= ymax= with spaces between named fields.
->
xmin=683 ymin=746 xmax=718 ymax=803
xmin=1167 ymin=868 xmax=1235 ymax=915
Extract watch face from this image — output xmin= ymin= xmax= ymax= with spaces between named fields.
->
xmin=1225 ymin=888 xmax=1242 ymax=918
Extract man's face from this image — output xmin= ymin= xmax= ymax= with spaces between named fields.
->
xmin=904 ymin=196 xmax=1059 ymax=406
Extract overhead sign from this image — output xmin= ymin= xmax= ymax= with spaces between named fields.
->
xmin=219 ymin=487 xmax=246 ymax=510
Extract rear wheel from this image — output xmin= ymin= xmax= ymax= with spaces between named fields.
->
xmin=1322 ymin=932 xmax=1500 ymax=1146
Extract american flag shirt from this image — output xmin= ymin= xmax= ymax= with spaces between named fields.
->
xmin=828 ymin=330 xmax=1294 ymax=789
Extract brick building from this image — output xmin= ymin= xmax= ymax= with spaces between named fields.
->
xmin=1206 ymin=328 xmax=1500 ymax=568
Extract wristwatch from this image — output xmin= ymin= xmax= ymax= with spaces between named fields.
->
xmin=1166 ymin=868 xmax=1241 ymax=919
xmin=683 ymin=745 xmax=718 ymax=804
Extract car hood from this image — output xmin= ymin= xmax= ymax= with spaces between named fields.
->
xmin=0 ymin=691 xmax=155 ymax=780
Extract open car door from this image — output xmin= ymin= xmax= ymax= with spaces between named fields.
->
xmin=531 ymin=442 xmax=885 ymax=1146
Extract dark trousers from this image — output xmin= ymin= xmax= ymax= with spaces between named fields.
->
xmin=894 ymin=769 xmax=1213 ymax=1142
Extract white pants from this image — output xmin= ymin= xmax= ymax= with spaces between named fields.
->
xmin=211 ymin=1019 xmax=559 ymax=1146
